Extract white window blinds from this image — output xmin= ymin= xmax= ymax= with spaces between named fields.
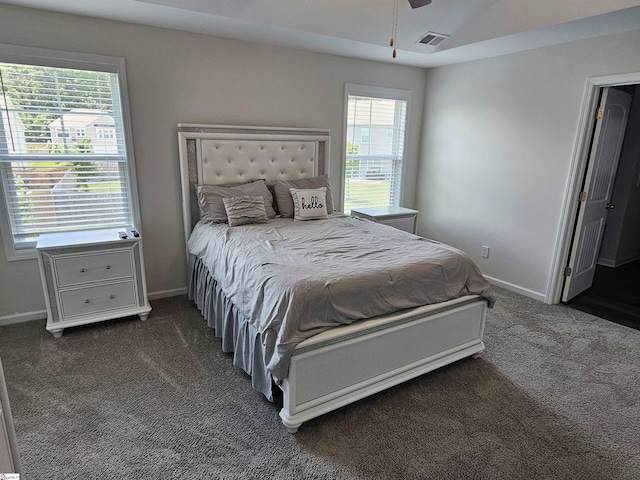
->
xmin=343 ymin=85 xmax=409 ymax=214
xmin=0 ymin=58 xmax=133 ymax=251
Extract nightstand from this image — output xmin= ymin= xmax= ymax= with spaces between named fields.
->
xmin=36 ymin=228 xmax=151 ymax=338
xmin=350 ymin=206 xmax=419 ymax=234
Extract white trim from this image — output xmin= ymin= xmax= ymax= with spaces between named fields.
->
xmin=596 ymin=258 xmax=616 ymax=268
xmin=597 ymin=254 xmax=640 ymax=269
xmin=341 ymin=83 xmax=412 ymax=213
xmin=0 ymin=44 xmax=121 ymax=72
xmin=0 ymin=310 xmax=46 ymax=326
xmin=484 ymin=275 xmax=547 ymax=303
xmin=116 ymin=54 xmax=143 ymax=235
xmin=0 ymin=357 xmax=22 ymax=475
xmin=0 ymin=43 xmax=141 ymax=261
xmin=547 ymin=71 xmax=640 ymax=304
xmin=0 ymin=233 xmax=38 ymax=262
xmin=343 ymin=84 xmax=413 ymax=102
xmin=148 ymin=287 xmax=188 ymax=300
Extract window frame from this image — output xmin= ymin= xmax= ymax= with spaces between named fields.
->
xmin=340 ymin=83 xmax=411 ymax=213
xmin=0 ymin=44 xmax=141 ymax=261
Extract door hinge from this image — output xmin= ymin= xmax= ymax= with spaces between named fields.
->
xmin=564 ymin=267 xmax=572 ymax=277
xmin=596 ymin=107 xmax=604 ymax=119
xmin=579 ymin=191 xmax=587 ymax=202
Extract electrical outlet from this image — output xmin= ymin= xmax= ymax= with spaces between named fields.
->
xmin=481 ymin=246 xmax=490 ymax=258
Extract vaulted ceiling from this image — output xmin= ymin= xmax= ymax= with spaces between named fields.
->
xmin=2 ymin=0 xmax=640 ymax=67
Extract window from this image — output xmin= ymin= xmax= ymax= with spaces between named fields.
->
xmin=96 ymin=127 xmax=115 ymax=140
xmin=343 ymin=84 xmax=410 ymax=214
xmin=0 ymin=45 xmax=139 ymax=260
xmin=56 ymin=127 xmax=70 ymax=138
xmin=360 ymin=127 xmax=370 ymax=146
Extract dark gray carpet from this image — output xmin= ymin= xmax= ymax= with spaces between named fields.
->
xmin=1 ymin=287 xmax=639 ymax=479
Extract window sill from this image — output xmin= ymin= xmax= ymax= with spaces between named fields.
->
xmin=3 ymin=246 xmax=38 ymax=262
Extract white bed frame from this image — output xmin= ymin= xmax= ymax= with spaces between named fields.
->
xmin=178 ymin=124 xmax=488 ymax=433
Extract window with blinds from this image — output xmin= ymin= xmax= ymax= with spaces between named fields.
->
xmin=0 ymin=47 xmax=136 ymax=256
xmin=343 ymin=84 xmax=410 ymax=214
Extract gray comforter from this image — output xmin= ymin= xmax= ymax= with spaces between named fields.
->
xmin=188 ymin=214 xmax=494 ymax=381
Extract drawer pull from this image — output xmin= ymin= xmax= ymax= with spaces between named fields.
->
xmin=85 ymin=299 xmax=90 ymax=304
xmin=109 ymin=295 xmax=115 ymax=300
xmin=81 ymin=265 xmax=112 ymax=272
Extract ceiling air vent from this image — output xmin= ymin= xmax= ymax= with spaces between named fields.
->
xmin=417 ymin=31 xmax=449 ymax=47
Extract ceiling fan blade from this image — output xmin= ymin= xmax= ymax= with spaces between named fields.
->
xmin=408 ymin=0 xmax=432 ymax=8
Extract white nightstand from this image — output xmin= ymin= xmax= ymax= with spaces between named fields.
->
xmin=350 ymin=206 xmax=419 ymax=234
xmin=36 ymin=228 xmax=151 ymax=338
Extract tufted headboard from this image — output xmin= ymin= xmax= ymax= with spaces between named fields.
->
xmin=178 ymin=124 xmax=331 ymax=254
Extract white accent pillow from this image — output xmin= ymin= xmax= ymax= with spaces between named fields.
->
xmin=289 ymin=187 xmax=328 ymax=221
xmin=274 ymin=175 xmax=334 ymax=218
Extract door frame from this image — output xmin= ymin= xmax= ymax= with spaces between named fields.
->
xmin=548 ymin=72 xmax=640 ymax=304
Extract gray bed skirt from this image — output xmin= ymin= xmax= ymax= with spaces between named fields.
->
xmin=188 ymin=255 xmax=274 ymax=400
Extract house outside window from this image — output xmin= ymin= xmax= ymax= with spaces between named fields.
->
xmin=0 ymin=44 xmax=141 ymax=260
xmin=342 ymin=84 xmax=410 ymax=214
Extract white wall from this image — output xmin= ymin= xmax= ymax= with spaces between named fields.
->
xmin=417 ymin=28 xmax=640 ymax=301
xmin=0 ymin=5 xmax=426 ymax=319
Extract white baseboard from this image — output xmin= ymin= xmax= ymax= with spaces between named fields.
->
xmin=0 ymin=288 xmax=188 ymax=327
xmin=597 ymin=255 xmax=640 ymax=269
xmin=484 ymin=276 xmax=547 ymax=303
xmin=147 ymin=287 xmax=188 ymax=300
xmin=597 ymin=258 xmax=616 ymax=268
xmin=0 ymin=310 xmax=46 ymax=327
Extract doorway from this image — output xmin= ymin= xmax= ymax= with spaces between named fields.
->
xmin=564 ymin=260 xmax=640 ymax=330
xmin=561 ymin=83 xmax=640 ymax=330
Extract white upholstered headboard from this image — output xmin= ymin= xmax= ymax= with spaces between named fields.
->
xmin=177 ymin=124 xmax=331 ymax=253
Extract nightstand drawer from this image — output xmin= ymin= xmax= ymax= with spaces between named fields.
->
xmin=59 ymin=281 xmax=137 ymax=318
xmin=55 ymin=251 xmax=133 ymax=287
xmin=380 ymin=216 xmax=415 ymax=233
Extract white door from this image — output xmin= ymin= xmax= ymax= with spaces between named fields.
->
xmin=562 ymin=88 xmax=632 ymax=301
xmin=0 ymin=358 xmax=22 ymax=475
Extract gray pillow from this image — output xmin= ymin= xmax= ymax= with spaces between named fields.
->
xmin=223 ymin=195 xmax=269 ymax=227
xmin=196 ymin=179 xmax=276 ymax=223
xmin=274 ymin=175 xmax=334 ymax=218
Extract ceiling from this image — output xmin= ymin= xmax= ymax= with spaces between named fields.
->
xmin=2 ymin=0 xmax=640 ymax=67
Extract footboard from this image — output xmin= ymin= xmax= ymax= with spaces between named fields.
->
xmin=279 ymin=296 xmax=487 ymax=432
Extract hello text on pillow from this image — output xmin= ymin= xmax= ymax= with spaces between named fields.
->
xmin=289 ymin=187 xmax=329 ymax=221
xmin=274 ymin=175 xmax=334 ymax=218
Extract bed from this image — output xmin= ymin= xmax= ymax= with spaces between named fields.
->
xmin=178 ymin=124 xmax=494 ymax=433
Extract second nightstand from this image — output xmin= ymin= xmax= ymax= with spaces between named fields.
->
xmin=350 ymin=206 xmax=419 ymax=234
